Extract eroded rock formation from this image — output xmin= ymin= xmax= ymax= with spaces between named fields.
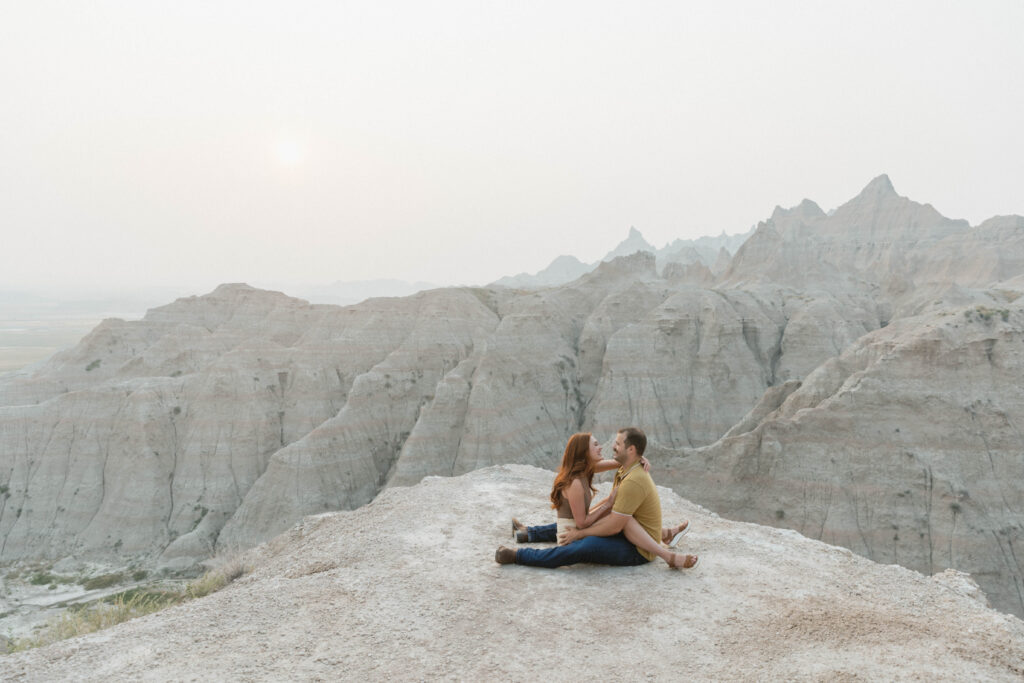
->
xmin=2 ymin=176 xmax=1024 ymax=619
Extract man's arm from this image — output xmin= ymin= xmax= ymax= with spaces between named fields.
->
xmin=561 ymin=478 xmax=643 ymax=545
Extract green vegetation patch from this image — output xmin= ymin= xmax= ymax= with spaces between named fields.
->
xmin=82 ymin=572 xmax=125 ymax=590
xmin=966 ymin=305 xmax=1010 ymax=322
xmin=29 ymin=572 xmax=72 ymax=586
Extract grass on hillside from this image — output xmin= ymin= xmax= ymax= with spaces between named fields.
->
xmin=5 ymin=555 xmax=253 ymax=654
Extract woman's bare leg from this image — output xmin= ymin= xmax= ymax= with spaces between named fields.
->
xmin=623 ymin=517 xmax=696 ymax=567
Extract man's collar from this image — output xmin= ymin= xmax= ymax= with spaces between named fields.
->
xmin=616 ymin=461 xmax=643 ymax=481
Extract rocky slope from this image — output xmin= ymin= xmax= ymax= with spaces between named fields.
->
xmin=655 ymin=298 xmax=1024 ymax=617
xmin=3 ymin=467 xmax=1023 ymax=681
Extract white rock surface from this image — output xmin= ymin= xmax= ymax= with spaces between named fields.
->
xmin=2 ymin=466 xmax=1022 ymax=681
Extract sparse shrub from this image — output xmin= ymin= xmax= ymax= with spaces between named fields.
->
xmin=82 ymin=572 xmax=125 ymax=591
xmin=29 ymin=572 xmax=57 ymax=586
xmin=185 ymin=571 xmax=228 ymax=599
xmin=105 ymin=587 xmax=182 ymax=605
xmin=85 ymin=359 xmax=101 ymax=371
xmin=971 ymin=305 xmax=1011 ymax=323
xmin=6 ymin=591 xmax=181 ymax=653
xmin=9 ymin=554 xmax=254 ymax=653
xmin=186 ymin=555 xmax=251 ymax=600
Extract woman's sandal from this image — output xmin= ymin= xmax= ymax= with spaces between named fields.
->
xmin=669 ymin=553 xmax=699 ymax=570
xmin=667 ymin=521 xmax=690 ymax=548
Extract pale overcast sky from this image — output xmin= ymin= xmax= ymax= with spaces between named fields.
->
xmin=2 ymin=1 xmax=1022 ymax=293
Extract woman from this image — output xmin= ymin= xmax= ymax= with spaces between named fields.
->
xmin=512 ymin=432 xmax=697 ymax=569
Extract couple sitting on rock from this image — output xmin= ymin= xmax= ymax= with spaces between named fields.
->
xmin=495 ymin=427 xmax=699 ymax=570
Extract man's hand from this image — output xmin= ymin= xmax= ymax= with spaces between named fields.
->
xmin=558 ymin=527 xmax=583 ymax=545
xmin=640 ymin=456 xmax=650 ymax=472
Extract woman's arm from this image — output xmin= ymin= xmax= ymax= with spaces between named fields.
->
xmin=592 ymin=456 xmax=649 ymax=474
xmin=588 ymin=485 xmax=618 ymax=514
xmin=565 ymin=479 xmax=616 ymax=530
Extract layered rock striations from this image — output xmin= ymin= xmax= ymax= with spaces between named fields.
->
xmin=0 ymin=262 xmax=879 ymax=568
xmin=657 ymin=300 xmax=1024 ymax=616
xmin=0 ymin=284 xmax=505 ymax=565
xmin=3 ymin=176 xmax=1024 ymax=618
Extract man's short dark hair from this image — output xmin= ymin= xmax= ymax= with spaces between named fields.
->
xmin=618 ymin=427 xmax=647 ymax=456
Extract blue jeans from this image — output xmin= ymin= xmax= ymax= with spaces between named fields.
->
xmin=526 ymin=523 xmax=557 ymax=543
xmin=515 ymin=532 xmax=649 ymax=568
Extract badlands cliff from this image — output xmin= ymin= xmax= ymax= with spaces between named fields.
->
xmin=3 ymin=467 xmax=1023 ymax=681
xmin=2 ymin=175 xmax=1024 ymax=620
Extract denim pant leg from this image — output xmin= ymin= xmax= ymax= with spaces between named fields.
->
xmin=515 ymin=533 xmax=649 ymax=568
xmin=527 ymin=523 xmax=557 ymax=543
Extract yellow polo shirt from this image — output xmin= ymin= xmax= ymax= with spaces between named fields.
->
xmin=612 ymin=463 xmax=662 ymax=561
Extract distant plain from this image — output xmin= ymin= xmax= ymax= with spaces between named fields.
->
xmin=0 ymin=320 xmax=100 ymax=373
xmin=0 ymin=291 xmax=173 ymax=373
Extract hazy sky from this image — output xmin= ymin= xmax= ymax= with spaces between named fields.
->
xmin=2 ymin=1 xmax=1022 ymax=293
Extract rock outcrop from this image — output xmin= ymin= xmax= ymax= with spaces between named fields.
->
xmin=656 ymin=298 xmax=1024 ymax=617
xmin=3 ymin=467 xmax=1023 ymax=681
xmin=3 ymin=176 xmax=1024 ymax=620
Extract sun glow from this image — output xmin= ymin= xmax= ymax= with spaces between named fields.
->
xmin=273 ymin=139 xmax=306 ymax=167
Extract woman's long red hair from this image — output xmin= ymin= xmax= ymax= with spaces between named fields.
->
xmin=550 ymin=432 xmax=597 ymax=508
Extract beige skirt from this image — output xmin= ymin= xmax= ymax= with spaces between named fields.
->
xmin=556 ymin=517 xmax=578 ymax=539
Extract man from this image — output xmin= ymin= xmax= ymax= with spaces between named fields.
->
xmin=495 ymin=427 xmax=698 ymax=569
